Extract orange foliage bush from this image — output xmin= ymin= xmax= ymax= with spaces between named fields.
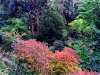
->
xmin=13 ymin=39 xmax=53 ymax=75
xmin=50 ymin=47 xmax=81 ymax=75
xmin=13 ymin=39 xmax=81 ymax=75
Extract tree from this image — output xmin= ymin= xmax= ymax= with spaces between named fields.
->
xmin=70 ymin=0 xmax=100 ymax=72
xmin=36 ymin=9 xmax=66 ymax=44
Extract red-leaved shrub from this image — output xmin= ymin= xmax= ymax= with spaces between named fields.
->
xmin=50 ymin=47 xmax=81 ymax=75
xmin=13 ymin=39 xmax=81 ymax=75
xmin=13 ymin=39 xmax=53 ymax=75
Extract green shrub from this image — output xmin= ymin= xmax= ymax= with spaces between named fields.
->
xmin=1 ymin=35 xmax=13 ymax=52
xmin=68 ymin=39 xmax=100 ymax=72
xmin=69 ymin=0 xmax=100 ymax=72
xmin=0 ymin=18 xmax=31 ymax=37
xmin=1 ymin=26 xmax=13 ymax=32
xmin=70 ymin=19 xmax=93 ymax=35
xmin=69 ymin=40 xmax=89 ymax=62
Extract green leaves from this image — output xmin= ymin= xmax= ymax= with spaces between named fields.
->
xmin=0 ymin=18 xmax=31 ymax=37
xmin=90 ymin=21 xmax=100 ymax=34
xmin=0 ymin=61 xmax=9 ymax=75
xmin=12 ymin=18 xmax=23 ymax=25
xmin=78 ymin=0 xmax=100 ymax=23
xmin=69 ymin=40 xmax=89 ymax=61
xmin=36 ymin=9 xmax=66 ymax=44
xmin=70 ymin=19 xmax=92 ymax=35
xmin=78 ymin=0 xmax=100 ymax=11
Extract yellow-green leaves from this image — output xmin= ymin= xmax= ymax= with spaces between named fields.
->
xmin=70 ymin=19 xmax=92 ymax=34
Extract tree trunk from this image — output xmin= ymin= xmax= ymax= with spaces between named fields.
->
xmin=60 ymin=0 xmax=64 ymax=14
xmin=14 ymin=0 xmax=18 ymax=17
xmin=35 ymin=0 xmax=40 ymax=36
xmin=36 ymin=8 xmax=39 ymax=35
xmin=30 ymin=18 xmax=35 ymax=36
xmin=29 ymin=0 xmax=40 ymax=36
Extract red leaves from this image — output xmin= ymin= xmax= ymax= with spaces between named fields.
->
xmin=13 ymin=39 xmax=81 ymax=75
xmin=13 ymin=39 xmax=52 ymax=75
xmin=51 ymin=47 xmax=81 ymax=74
xmin=52 ymin=47 xmax=81 ymax=63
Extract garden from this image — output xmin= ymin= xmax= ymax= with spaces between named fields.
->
xmin=0 ymin=0 xmax=100 ymax=75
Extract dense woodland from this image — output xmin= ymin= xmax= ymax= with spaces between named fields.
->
xmin=0 ymin=0 xmax=100 ymax=75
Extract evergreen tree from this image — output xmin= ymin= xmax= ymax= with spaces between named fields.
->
xmin=36 ymin=9 xmax=65 ymax=44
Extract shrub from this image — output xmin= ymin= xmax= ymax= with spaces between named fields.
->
xmin=69 ymin=40 xmax=89 ymax=61
xmin=1 ymin=35 xmax=13 ymax=52
xmin=0 ymin=18 xmax=31 ymax=37
xmin=13 ymin=39 xmax=53 ymax=75
xmin=50 ymin=47 xmax=81 ymax=75
xmin=70 ymin=19 xmax=93 ymax=35
xmin=13 ymin=39 xmax=82 ymax=75
xmin=1 ymin=26 xmax=13 ymax=32
xmin=69 ymin=39 xmax=100 ymax=72
xmin=74 ymin=0 xmax=100 ymax=72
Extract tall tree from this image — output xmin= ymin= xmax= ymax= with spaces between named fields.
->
xmin=36 ymin=9 xmax=66 ymax=44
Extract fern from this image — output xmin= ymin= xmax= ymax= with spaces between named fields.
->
xmin=0 ymin=18 xmax=31 ymax=37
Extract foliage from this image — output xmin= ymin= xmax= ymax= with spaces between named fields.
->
xmin=78 ymin=0 xmax=100 ymax=23
xmin=8 ymin=62 xmax=34 ymax=75
xmin=70 ymin=0 xmax=100 ymax=41
xmin=51 ymin=0 xmax=79 ymax=21
xmin=13 ymin=39 xmax=53 ymax=75
xmin=69 ymin=40 xmax=89 ymax=61
xmin=68 ymin=70 xmax=100 ymax=75
xmin=62 ymin=29 xmax=67 ymax=37
xmin=1 ymin=0 xmax=100 ymax=74
xmin=13 ymin=39 xmax=82 ymax=75
xmin=69 ymin=0 xmax=100 ymax=72
xmin=70 ymin=19 xmax=93 ymax=35
xmin=50 ymin=47 xmax=81 ymax=75
xmin=0 ymin=0 xmax=50 ymax=37
xmin=1 ymin=34 xmax=13 ymax=52
xmin=68 ymin=39 xmax=100 ymax=72
xmin=0 ymin=61 xmax=8 ymax=75
xmin=78 ymin=0 xmax=100 ymax=33
xmin=1 ymin=18 xmax=31 ymax=37
xmin=77 ymin=0 xmax=100 ymax=34
xmin=36 ymin=9 xmax=66 ymax=44
xmin=1 ymin=26 xmax=13 ymax=32
xmin=88 ymin=45 xmax=100 ymax=72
